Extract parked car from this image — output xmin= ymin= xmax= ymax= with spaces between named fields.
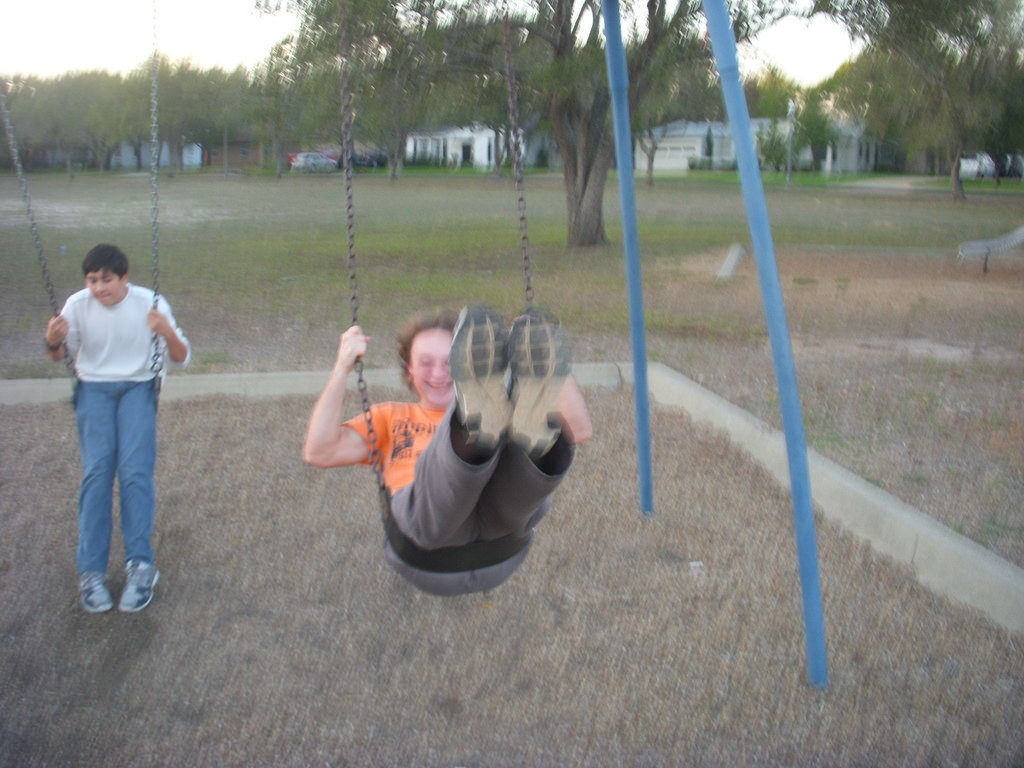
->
xmin=349 ymin=148 xmax=388 ymax=168
xmin=959 ymin=152 xmax=996 ymax=179
xmin=290 ymin=152 xmax=335 ymax=173
xmin=997 ymin=153 xmax=1023 ymax=178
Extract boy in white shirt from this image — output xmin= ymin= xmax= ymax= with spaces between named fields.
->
xmin=44 ymin=244 xmax=190 ymax=613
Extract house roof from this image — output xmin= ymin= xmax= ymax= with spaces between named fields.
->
xmin=656 ymin=119 xmax=783 ymax=139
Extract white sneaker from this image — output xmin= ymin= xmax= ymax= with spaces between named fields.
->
xmin=79 ymin=571 xmax=113 ymax=613
xmin=509 ymin=307 xmax=572 ymax=459
xmin=449 ymin=304 xmax=513 ymax=451
xmin=118 ymin=560 xmax=159 ymax=613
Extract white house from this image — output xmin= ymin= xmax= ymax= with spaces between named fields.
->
xmin=636 ymin=118 xmax=878 ymax=176
xmin=406 ymin=125 xmax=498 ymax=170
xmin=826 ymin=119 xmax=882 ymax=175
xmin=405 ymin=124 xmax=545 ymax=170
xmin=110 ymin=141 xmax=202 ymax=170
xmin=636 ymin=121 xmax=737 ymax=173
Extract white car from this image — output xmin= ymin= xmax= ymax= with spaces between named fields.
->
xmin=290 ymin=152 xmax=335 ymax=172
xmin=959 ymin=153 xmax=996 ymax=179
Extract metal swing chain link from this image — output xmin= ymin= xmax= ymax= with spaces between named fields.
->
xmin=339 ymin=10 xmax=384 ymax=492
xmin=148 ymin=5 xmax=164 ymax=379
xmin=502 ymin=4 xmax=533 ymax=308
xmin=1 ymin=86 xmax=76 ymax=378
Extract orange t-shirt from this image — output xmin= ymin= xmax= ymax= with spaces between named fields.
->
xmin=343 ymin=402 xmax=447 ymax=492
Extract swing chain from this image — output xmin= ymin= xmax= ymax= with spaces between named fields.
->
xmin=502 ymin=4 xmax=533 ymax=308
xmin=1 ymin=85 xmax=76 ymax=377
xmin=1 ymin=88 xmax=60 ymax=317
xmin=147 ymin=7 xmax=164 ymax=378
xmin=339 ymin=7 xmax=384 ymax=490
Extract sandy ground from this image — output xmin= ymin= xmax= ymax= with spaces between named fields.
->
xmin=1 ymin=175 xmax=1022 ymax=765
xmin=0 ymin=389 xmax=1021 ymax=767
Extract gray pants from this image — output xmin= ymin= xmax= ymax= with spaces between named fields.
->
xmin=385 ymin=403 xmax=573 ymax=596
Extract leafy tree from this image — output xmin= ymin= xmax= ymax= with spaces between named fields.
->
xmin=252 ymin=39 xmax=311 ymax=177
xmin=514 ymin=0 xmax=791 ymax=246
xmin=184 ymin=67 xmax=252 ymax=174
xmin=436 ymin=15 xmax=521 ymax=178
xmin=982 ymin=52 xmax=1024 ymax=184
xmin=267 ymin=0 xmax=796 ymax=244
xmin=260 ymin=0 xmax=453 ymax=180
xmin=814 ymin=0 xmax=1023 ymax=199
xmin=355 ymin=4 xmax=450 ymax=179
xmin=28 ymin=75 xmax=90 ymax=177
xmin=634 ymin=38 xmax=722 ymax=186
xmin=0 ymin=77 xmax=42 ymax=172
xmin=756 ymin=119 xmax=788 ymax=170
xmin=747 ymin=65 xmax=799 ymax=119
xmin=796 ymin=88 xmax=837 ymax=169
xmin=163 ymin=60 xmax=222 ymax=175
xmin=824 ymin=54 xmax=918 ymax=170
xmin=123 ymin=67 xmax=156 ymax=171
xmin=77 ymin=71 xmax=127 ymax=171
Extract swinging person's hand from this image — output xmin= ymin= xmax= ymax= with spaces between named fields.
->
xmin=147 ymin=308 xmax=173 ymax=338
xmin=336 ymin=325 xmax=369 ymax=373
xmin=146 ymin=308 xmax=190 ymax=364
xmin=45 ymin=315 xmax=69 ymax=348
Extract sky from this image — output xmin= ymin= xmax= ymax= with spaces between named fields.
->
xmin=743 ymin=14 xmax=862 ymax=86
xmin=1 ymin=0 xmax=858 ymax=87
xmin=1 ymin=0 xmax=301 ymax=78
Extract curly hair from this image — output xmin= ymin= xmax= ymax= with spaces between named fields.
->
xmin=396 ymin=308 xmax=458 ymax=391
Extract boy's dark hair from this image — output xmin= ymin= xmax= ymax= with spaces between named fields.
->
xmin=82 ymin=244 xmax=129 ymax=277
xmin=396 ymin=309 xmax=458 ymax=390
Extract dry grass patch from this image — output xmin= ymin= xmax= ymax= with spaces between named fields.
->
xmin=0 ymin=391 xmax=1021 ymax=766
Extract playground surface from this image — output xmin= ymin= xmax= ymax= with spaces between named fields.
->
xmin=1 ymin=172 xmax=1022 ymax=765
xmin=1 ymin=384 xmax=1022 ymax=766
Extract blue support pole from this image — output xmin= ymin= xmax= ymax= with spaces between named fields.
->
xmin=601 ymin=0 xmax=654 ymax=518
xmin=701 ymin=0 xmax=828 ymax=688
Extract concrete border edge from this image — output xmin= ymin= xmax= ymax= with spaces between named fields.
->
xmin=642 ymin=361 xmax=1024 ymax=636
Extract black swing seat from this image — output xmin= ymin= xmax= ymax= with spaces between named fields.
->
xmin=379 ymin=490 xmax=532 ymax=574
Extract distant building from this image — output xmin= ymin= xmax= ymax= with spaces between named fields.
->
xmin=111 ymin=141 xmax=202 ymax=170
xmin=636 ymin=118 xmax=880 ymax=176
xmin=405 ymin=124 xmax=548 ymax=170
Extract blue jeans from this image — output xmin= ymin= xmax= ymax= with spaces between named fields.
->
xmin=74 ymin=379 xmax=158 ymax=574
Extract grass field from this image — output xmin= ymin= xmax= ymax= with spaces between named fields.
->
xmin=2 ymin=170 xmax=1022 ymax=565
xmin=1 ymin=170 xmax=1022 ymax=765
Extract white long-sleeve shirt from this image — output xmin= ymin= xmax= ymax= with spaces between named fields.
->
xmin=61 ymin=283 xmax=191 ymax=382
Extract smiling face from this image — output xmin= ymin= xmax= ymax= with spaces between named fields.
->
xmin=85 ymin=269 xmax=129 ymax=306
xmin=407 ymin=327 xmax=454 ymax=411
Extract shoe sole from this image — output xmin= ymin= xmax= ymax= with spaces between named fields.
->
xmin=450 ymin=306 xmax=512 ymax=451
xmin=80 ymin=576 xmax=113 ymax=613
xmin=509 ymin=312 xmax=571 ymax=457
xmin=118 ymin=570 xmax=159 ymax=613
xmin=81 ymin=598 xmax=113 ymax=614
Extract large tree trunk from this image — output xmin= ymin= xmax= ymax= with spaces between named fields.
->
xmin=949 ymin=141 xmax=966 ymax=201
xmin=549 ymin=93 xmax=614 ymax=247
xmin=638 ymin=135 xmax=656 ymax=187
xmin=493 ymin=127 xmax=504 ymax=180
xmin=561 ymin=140 xmax=613 ymax=245
xmin=60 ymin=141 xmax=75 ymax=180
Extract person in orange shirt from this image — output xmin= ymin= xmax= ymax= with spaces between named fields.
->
xmin=303 ymin=304 xmax=592 ymax=595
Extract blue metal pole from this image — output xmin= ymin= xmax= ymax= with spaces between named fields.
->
xmin=701 ymin=0 xmax=828 ymax=688
xmin=601 ymin=0 xmax=654 ymax=518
